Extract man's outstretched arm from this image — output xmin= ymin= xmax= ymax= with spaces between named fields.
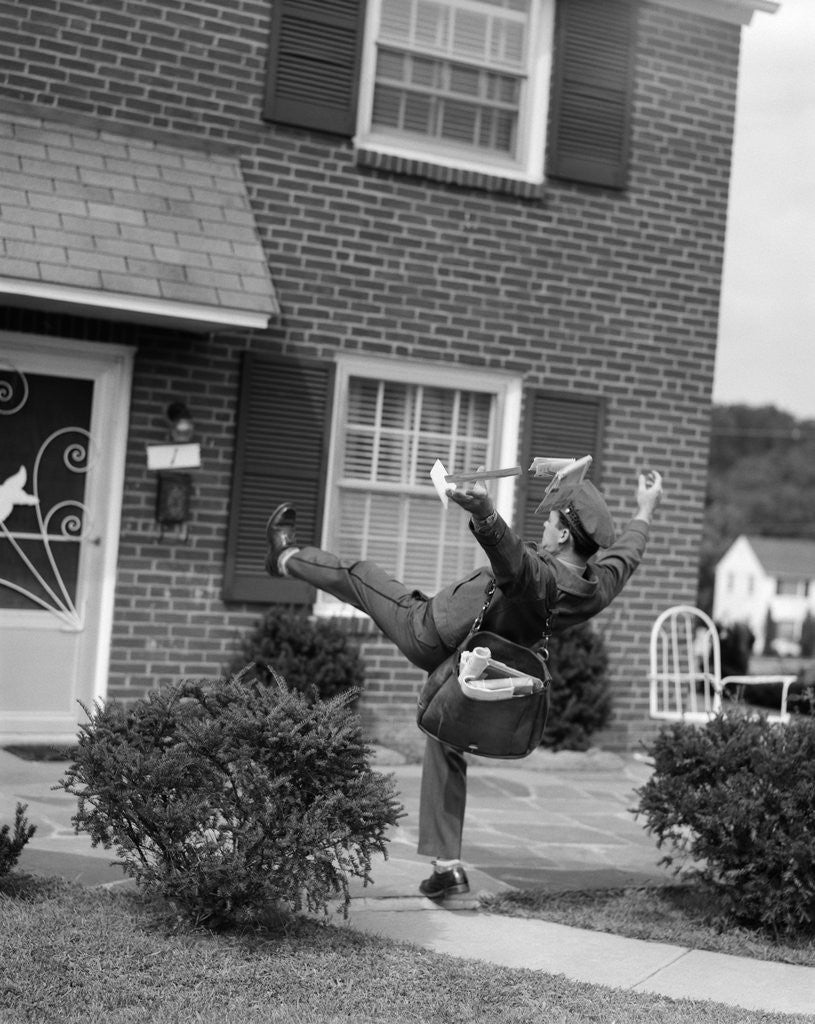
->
xmin=590 ymin=469 xmax=664 ymax=600
xmin=634 ymin=469 xmax=663 ymax=524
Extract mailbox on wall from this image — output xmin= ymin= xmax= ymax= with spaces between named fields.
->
xmin=145 ymin=442 xmax=201 ymax=471
xmin=145 ymin=402 xmax=200 ymax=541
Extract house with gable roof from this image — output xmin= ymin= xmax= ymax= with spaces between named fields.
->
xmin=0 ymin=0 xmax=780 ymax=751
xmin=713 ymin=535 xmax=815 ymax=654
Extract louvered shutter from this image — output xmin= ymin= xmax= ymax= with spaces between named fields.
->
xmin=547 ymin=0 xmax=637 ymax=189
xmin=263 ymin=0 xmax=365 ymax=135
xmin=223 ymin=353 xmax=335 ymax=603
xmin=517 ymin=390 xmax=606 ymax=543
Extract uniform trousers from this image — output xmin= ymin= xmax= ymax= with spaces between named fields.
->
xmin=285 ymin=546 xmax=474 ymax=859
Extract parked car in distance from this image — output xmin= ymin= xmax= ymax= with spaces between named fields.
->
xmin=769 ymin=638 xmax=801 ymax=658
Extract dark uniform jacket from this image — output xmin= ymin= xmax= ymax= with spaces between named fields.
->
xmin=429 ymin=514 xmax=650 ymax=649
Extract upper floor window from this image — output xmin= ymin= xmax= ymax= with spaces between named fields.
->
xmin=263 ymin=0 xmax=637 ymax=191
xmin=356 ymin=0 xmax=552 ymax=183
xmin=776 ymin=578 xmax=806 ymax=597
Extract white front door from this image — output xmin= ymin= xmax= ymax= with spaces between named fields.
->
xmin=0 ymin=335 xmax=134 ymax=745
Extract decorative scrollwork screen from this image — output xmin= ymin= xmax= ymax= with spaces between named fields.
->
xmin=0 ymin=364 xmax=94 ymax=630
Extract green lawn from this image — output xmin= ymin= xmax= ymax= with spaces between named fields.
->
xmin=1 ymin=874 xmax=811 ymax=1024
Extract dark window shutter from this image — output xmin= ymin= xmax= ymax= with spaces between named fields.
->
xmin=263 ymin=0 xmax=366 ymax=135
xmin=547 ymin=0 xmax=637 ymax=189
xmin=517 ymin=389 xmax=606 ymax=543
xmin=223 ymin=353 xmax=335 ymax=604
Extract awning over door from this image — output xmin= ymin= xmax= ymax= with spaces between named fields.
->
xmin=0 ymin=107 xmax=279 ymax=331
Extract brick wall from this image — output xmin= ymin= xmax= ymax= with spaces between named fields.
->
xmin=0 ymin=1 xmax=742 ymax=748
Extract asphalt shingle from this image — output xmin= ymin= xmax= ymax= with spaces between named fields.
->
xmin=0 ymin=109 xmax=278 ymax=327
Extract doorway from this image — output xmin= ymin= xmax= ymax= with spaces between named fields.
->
xmin=0 ymin=335 xmax=134 ymax=745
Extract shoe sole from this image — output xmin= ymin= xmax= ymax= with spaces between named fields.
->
xmin=266 ymin=503 xmax=294 ymax=540
xmin=265 ymin=504 xmax=296 ymax=576
xmin=420 ymin=882 xmax=470 ymax=900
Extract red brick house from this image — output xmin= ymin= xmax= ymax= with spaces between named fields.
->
xmin=0 ymin=0 xmax=777 ymax=750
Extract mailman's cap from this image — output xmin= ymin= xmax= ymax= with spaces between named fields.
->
xmin=536 ymin=480 xmax=616 ymax=549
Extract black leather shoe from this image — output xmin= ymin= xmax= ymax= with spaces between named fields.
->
xmin=419 ymin=865 xmax=469 ymax=900
xmin=265 ymin=503 xmax=297 ymax=575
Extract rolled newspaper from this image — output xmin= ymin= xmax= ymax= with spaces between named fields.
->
xmin=458 ymin=646 xmax=544 ymax=701
xmin=459 ymin=646 xmax=492 ymax=681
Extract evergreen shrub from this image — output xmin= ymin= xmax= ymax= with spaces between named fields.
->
xmin=539 ymin=624 xmax=611 ymax=751
xmin=635 ymin=714 xmax=815 ymax=936
xmin=0 ymin=803 xmax=36 ymax=876
xmin=228 ymin=607 xmax=365 ymax=702
xmin=59 ymin=670 xmax=403 ymax=928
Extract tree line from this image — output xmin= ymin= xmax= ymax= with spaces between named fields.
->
xmin=697 ymin=404 xmax=815 ymax=613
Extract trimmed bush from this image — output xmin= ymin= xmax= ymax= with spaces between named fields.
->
xmin=228 ymin=607 xmax=365 ymax=702
xmin=539 ymin=624 xmax=611 ymax=751
xmin=59 ymin=670 xmax=403 ymax=928
xmin=0 ymin=803 xmax=36 ymax=876
xmin=635 ymin=714 xmax=815 ymax=936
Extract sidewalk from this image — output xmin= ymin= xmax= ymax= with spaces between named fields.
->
xmin=2 ymin=744 xmax=814 ymax=1017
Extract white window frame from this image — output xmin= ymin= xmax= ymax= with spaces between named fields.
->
xmin=315 ymin=353 xmax=521 ymax=617
xmin=777 ymin=578 xmax=806 ymax=598
xmin=355 ymin=0 xmax=556 ymax=185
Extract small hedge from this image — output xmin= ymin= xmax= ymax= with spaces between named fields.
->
xmin=228 ymin=607 xmax=365 ymax=702
xmin=540 ymin=623 xmax=611 ymax=751
xmin=0 ymin=803 xmax=36 ymax=876
xmin=59 ymin=669 xmax=403 ymax=928
xmin=635 ymin=714 xmax=815 ymax=937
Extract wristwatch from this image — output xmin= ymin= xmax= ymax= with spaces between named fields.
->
xmin=474 ymin=509 xmax=499 ymax=531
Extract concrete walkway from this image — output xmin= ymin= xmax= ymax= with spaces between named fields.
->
xmin=2 ymin=745 xmax=814 ymax=1018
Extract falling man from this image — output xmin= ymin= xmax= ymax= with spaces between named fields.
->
xmin=264 ymin=464 xmax=663 ymax=899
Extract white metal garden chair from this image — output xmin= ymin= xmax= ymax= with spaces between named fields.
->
xmin=649 ymin=605 xmax=798 ymax=724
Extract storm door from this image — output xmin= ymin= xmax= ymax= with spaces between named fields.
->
xmin=0 ymin=336 xmax=133 ymax=745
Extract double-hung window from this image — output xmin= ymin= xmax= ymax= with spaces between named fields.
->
xmin=776 ymin=579 xmax=806 ymax=598
xmin=264 ymin=0 xmax=637 ymax=190
xmin=355 ymin=0 xmax=553 ymax=184
xmin=317 ymin=356 xmax=521 ymax=613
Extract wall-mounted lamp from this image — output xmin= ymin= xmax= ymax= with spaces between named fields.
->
xmin=146 ymin=401 xmax=201 ymax=541
xmin=167 ymin=401 xmax=195 ymax=443
xmin=146 ymin=402 xmax=201 ymax=471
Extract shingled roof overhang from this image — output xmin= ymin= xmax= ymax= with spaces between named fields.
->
xmin=747 ymin=536 xmax=815 ymax=580
xmin=649 ymin=0 xmax=778 ymax=25
xmin=0 ymin=108 xmax=278 ymax=333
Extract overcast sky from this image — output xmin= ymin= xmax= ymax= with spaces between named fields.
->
xmin=713 ymin=0 xmax=815 ymax=421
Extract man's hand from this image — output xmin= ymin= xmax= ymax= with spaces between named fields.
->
xmin=636 ymin=470 xmax=663 ymax=523
xmin=446 ymin=465 xmax=495 ymax=521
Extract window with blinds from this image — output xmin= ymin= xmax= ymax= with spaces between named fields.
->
xmin=311 ymin=360 xmax=519 ymax=613
xmin=329 ymin=376 xmax=494 ymax=597
xmin=264 ymin=0 xmax=637 ymax=190
xmin=357 ymin=0 xmax=553 ymax=182
xmin=372 ymin=0 xmax=528 ymax=155
xmin=224 ymin=355 xmax=605 ymax=607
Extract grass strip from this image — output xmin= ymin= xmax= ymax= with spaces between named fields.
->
xmin=1 ymin=874 xmax=810 ymax=1024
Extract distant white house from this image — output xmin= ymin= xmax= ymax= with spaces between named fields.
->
xmin=713 ymin=535 xmax=815 ymax=654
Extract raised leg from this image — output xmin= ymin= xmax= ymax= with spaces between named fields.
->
xmin=284 ymin=547 xmax=451 ymax=672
